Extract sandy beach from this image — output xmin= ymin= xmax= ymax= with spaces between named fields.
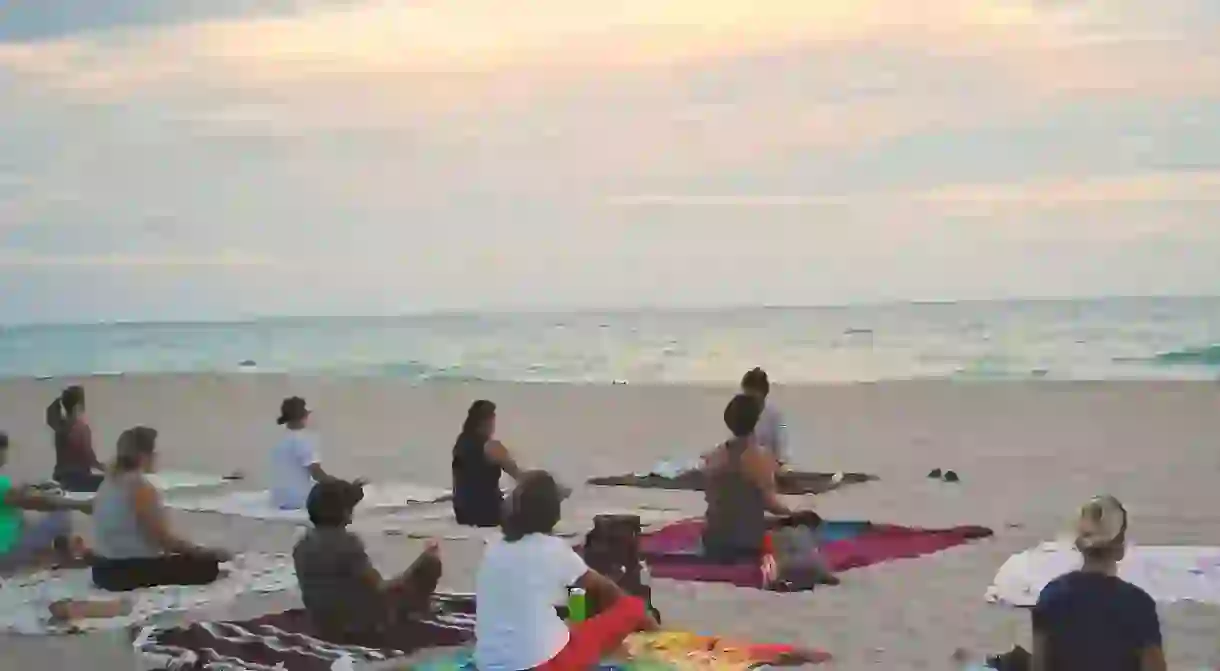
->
xmin=2 ymin=375 xmax=1219 ymax=669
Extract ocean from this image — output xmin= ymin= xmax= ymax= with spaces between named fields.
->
xmin=1 ymin=297 xmax=1218 ymax=383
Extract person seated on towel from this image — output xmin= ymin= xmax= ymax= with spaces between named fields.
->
xmin=91 ymin=426 xmax=232 ymax=591
xmin=46 ymin=385 xmax=105 ymax=492
xmin=270 ymin=396 xmax=364 ymax=511
xmin=0 ymin=431 xmax=96 ymax=573
xmin=701 ymin=393 xmax=817 ymax=562
xmin=740 ymin=368 xmax=790 ymax=466
xmin=1031 ymin=495 xmax=1165 ymax=671
xmin=294 ymin=478 xmax=443 ymax=643
xmin=475 ymin=470 xmax=657 ymax=671
xmin=453 ymin=399 xmax=554 ymax=527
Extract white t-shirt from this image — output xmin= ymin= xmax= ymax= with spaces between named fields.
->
xmin=754 ymin=404 xmax=790 ymax=464
xmin=269 ymin=430 xmax=321 ymax=510
xmin=475 ymin=533 xmax=589 ymax=671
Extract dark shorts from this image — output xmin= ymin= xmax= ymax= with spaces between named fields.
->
xmin=92 ymin=555 xmax=221 ymax=592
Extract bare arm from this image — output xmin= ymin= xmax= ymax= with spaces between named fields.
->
xmin=306 ymin=463 xmax=335 ymax=482
xmin=744 ymin=448 xmax=793 ymax=516
xmin=131 ymin=481 xmax=201 ymax=555
xmin=485 ymin=440 xmax=523 ymax=481
xmin=3 ymin=486 xmax=92 ymax=514
xmin=573 ymin=569 xmax=659 ymax=631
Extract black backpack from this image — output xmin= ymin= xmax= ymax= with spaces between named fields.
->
xmin=581 ymin=514 xmax=662 ymax=624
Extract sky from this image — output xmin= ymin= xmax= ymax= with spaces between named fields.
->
xmin=1 ymin=0 xmax=1219 ymax=323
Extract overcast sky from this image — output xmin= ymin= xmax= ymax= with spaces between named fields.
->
xmin=2 ymin=0 xmax=1218 ymax=323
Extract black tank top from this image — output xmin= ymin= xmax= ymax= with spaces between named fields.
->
xmin=451 ymin=433 xmax=503 ymax=527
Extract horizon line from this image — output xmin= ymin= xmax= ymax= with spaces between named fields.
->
xmin=2 ymin=293 xmax=1218 ymax=330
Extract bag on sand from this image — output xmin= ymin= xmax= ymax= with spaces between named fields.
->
xmin=768 ymin=520 xmax=838 ymax=591
xmin=582 ymin=514 xmax=662 ymax=624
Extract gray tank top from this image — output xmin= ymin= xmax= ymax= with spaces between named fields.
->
xmin=702 ymin=441 xmax=767 ymax=554
xmin=93 ymin=472 xmax=161 ymax=559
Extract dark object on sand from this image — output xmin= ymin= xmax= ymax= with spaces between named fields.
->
xmin=239 ymin=360 xmax=256 ymax=367
xmin=943 ymin=470 xmax=960 ymax=483
xmin=581 ymin=514 xmax=662 ymax=624
xmin=986 ymin=645 xmax=1031 ymax=671
xmin=588 ymin=470 xmax=878 ymax=495
xmin=927 ymin=468 xmax=943 ymax=479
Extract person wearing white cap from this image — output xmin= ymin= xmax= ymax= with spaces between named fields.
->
xmin=1030 ymin=495 xmax=1165 ymax=671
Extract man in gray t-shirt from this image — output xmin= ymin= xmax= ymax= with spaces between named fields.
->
xmin=293 ymin=480 xmax=441 ymax=641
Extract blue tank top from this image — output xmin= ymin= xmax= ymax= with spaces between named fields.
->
xmin=451 ymin=433 xmax=503 ymax=527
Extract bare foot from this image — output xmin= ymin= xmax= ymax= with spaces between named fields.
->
xmin=49 ymin=599 xmax=132 ymax=622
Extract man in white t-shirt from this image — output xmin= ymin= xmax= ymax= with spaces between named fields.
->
xmin=270 ymin=397 xmax=359 ymax=510
xmin=741 ymin=368 xmax=790 ymax=465
xmin=475 ymin=471 xmax=654 ymax=671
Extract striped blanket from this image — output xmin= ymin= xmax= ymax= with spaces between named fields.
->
xmin=134 ymin=593 xmax=476 ymax=671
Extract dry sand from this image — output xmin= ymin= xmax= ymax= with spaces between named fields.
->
xmin=2 ymin=375 xmax=1219 ymax=669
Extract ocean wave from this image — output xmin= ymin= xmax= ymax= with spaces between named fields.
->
xmin=1150 ymin=344 xmax=1220 ymax=366
xmin=1113 ymin=344 xmax=1220 ymax=367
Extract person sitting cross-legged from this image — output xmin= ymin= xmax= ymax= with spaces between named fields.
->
xmin=0 ymin=431 xmax=95 ymax=573
xmin=475 ymin=470 xmax=658 ymax=671
xmin=293 ymin=478 xmax=443 ymax=644
xmin=1031 ymin=495 xmax=1166 ymax=671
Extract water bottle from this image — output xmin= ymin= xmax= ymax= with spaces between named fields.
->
xmin=568 ymin=587 xmax=587 ymax=623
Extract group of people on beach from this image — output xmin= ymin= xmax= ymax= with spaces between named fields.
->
xmin=0 ymin=369 xmax=1167 ymax=670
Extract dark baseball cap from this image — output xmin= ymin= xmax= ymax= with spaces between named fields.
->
xmin=277 ymin=397 xmax=310 ymax=425
xmin=305 ymin=479 xmax=365 ymax=526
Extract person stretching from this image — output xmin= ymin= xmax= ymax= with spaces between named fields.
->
xmin=294 ymin=479 xmax=443 ymax=644
xmin=1031 ymin=495 xmax=1165 ymax=671
xmin=91 ymin=427 xmax=231 ymax=591
xmin=270 ymin=397 xmax=363 ymax=510
xmin=475 ymin=470 xmax=657 ymax=671
xmin=46 ymin=385 xmax=105 ymax=492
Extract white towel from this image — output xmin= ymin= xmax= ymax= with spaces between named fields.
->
xmin=986 ymin=541 xmax=1220 ymax=607
xmin=0 ymin=553 xmax=296 ymax=635
xmin=171 ymin=482 xmax=452 ymax=523
xmin=54 ymin=471 xmax=236 ymax=503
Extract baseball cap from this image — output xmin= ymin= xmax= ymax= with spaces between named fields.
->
xmin=305 ymin=479 xmax=365 ymax=525
xmin=1075 ymin=495 xmax=1127 ymax=551
xmin=277 ymin=397 xmax=310 ymax=425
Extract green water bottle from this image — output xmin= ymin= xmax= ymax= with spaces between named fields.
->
xmin=568 ymin=587 xmax=587 ymax=623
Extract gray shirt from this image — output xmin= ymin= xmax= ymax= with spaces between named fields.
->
xmin=293 ymin=527 xmax=383 ymax=637
xmin=93 ymin=472 xmax=162 ymax=560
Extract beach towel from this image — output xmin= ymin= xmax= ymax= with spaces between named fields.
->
xmin=412 ymin=631 xmax=830 ymax=671
xmin=985 ymin=541 xmax=1220 ymax=607
xmin=47 ymin=471 xmax=238 ymax=502
xmin=171 ymin=483 xmax=453 ymax=523
xmin=0 ymin=553 xmax=295 ymax=635
xmin=134 ymin=592 xmax=477 ymax=671
xmin=587 ymin=467 xmax=876 ymax=495
xmin=637 ymin=519 xmax=993 ymax=588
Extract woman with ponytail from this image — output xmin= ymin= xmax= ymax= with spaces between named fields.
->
xmin=47 ymin=386 xmax=104 ymax=492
